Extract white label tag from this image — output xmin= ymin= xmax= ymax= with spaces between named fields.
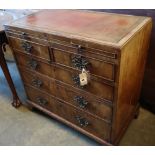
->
xmin=79 ymin=69 xmax=90 ymax=86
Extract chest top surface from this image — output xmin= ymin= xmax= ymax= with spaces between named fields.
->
xmin=6 ymin=10 xmax=150 ymax=47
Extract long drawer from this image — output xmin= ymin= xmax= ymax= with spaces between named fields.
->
xmin=54 ymin=64 xmax=114 ymax=101
xmin=56 ymin=81 xmax=112 ymax=122
xmin=25 ymin=86 xmax=111 ymax=141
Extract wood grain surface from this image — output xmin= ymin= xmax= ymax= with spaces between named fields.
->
xmin=5 ymin=10 xmax=149 ymax=46
xmin=5 ymin=10 xmax=152 ymax=145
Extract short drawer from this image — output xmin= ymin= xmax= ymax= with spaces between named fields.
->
xmin=55 ymin=82 xmax=112 ymax=122
xmin=54 ymin=65 xmax=114 ymax=101
xmin=53 ymin=49 xmax=115 ymax=81
xmin=14 ymin=52 xmax=55 ymax=78
xmin=20 ymin=69 xmax=57 ymax=96
xmin=8 ymin=36 xmax=50 ymax=60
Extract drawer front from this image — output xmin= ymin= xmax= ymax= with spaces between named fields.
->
xmin=26 ymin=86 xmax=111 ymax=141
xmin=50 ymin=38 xmax=118 ymax=60
xmin=14 ymin=52 xmax=55 ymax=78
xmin=5 ymin=27 xmax=47 ymax=42
xmin=56 ymin=82 xmax=112 ymax=122
xmin=20 ymin=69 xmax=57 ymax=96
xmin=26 ymin=86 xmax=51 ymax=109
xmin=54 ymin=65 xmax=114 ymax=101
xmin=53 ymin=49 xmax=115 ymax=81
xmin=50 ymin=97 xmax=111 ymax=141
xmin=8 ymin=36 xmax=50 ymax=60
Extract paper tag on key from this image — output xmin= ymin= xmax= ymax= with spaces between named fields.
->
xmin=79 ymin=68 xmax=90 ymax=86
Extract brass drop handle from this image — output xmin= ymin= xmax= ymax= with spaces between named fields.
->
xmin=27 ymin=59 xmax=38 ymax=70
xmin=72 ymin=75 xmax=80 ymax=86
xmin=21 ymin=41 xmax=33 ymax=53
xmin=31 ymin=78 xmax=43 ymax=88
xmin=71 ymin=55 xmax=90 ymax=70
xmin=75 ymin=116 xmax=89 ymax=127
xmin=36 ymin=97 xmax=48 ymax=106
xmin=74 ymin=96 xmax=88 ymax=109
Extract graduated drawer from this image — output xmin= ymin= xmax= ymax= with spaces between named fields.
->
xmin=14 ymin=51 xmax=55 ymax=78
xmin=19 ymin=67 xmax=112 ymax=122
xmin=54 ymin=64 xmax=114 ymax=101
xmin=8 ymin=36 xmax=50 ymax=61
xmin=55 ymin=81 xmax=112 ymax=122
xmin=25 ymin=86 xmax=111 ymax=141
xmin=19 ymin=69 xmax=57 ymax=96
xmin=53 ymin=48 xmax=115 ymax=81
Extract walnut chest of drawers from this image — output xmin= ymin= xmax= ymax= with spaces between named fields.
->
xmin=5 ymin=10 xmax=152 ymax=145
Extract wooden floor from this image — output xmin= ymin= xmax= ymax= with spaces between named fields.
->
xmin=0 ymin=62 xmax=155 ymax=146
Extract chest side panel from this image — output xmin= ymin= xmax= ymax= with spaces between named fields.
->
xmin=112 ymin=19 xmax=152 ymax=144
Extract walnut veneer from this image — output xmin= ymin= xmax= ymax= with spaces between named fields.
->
xmin=5 ymin=10 xmax=152 ymax=145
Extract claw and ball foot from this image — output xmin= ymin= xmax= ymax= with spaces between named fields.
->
xmin=12 ymin=97 xmax=22 ymax=108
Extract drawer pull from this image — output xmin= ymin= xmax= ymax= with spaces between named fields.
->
xmin=21 ymin=32 xmax=28 ymax=39
xmin=72 ymin=75 xmax=81 ymax=86
xmin=77 ymin=45 xmax=85 ymax=53
xmin=75 ymin=116 xmax=89 ymax=127
xmin=71 ymin=55 xmax=90 ymax=70
xmin=21 ymin=42 xmax=33 ymax=53
xmin=74 ymin=96 xmax=88 ymax=109
xmin=36 ymin=97 xmax=48 ymax=105
xmin=27 ymin=60 xmax=38 ymax=70
xmin=31 ymin=79 xmax=43 ymax=88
